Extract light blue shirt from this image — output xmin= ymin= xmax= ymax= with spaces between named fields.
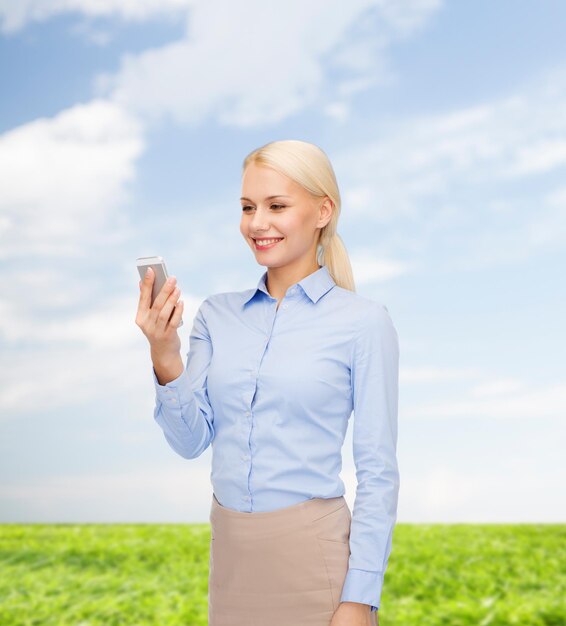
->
xmin=151 ymin=264 xmax=400 ymax=612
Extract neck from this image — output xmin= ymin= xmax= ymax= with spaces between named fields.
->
xmin=265 ymin=259 xmax=321 ymax=300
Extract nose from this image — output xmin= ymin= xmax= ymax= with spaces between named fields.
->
xmin=250 ymin=207 xmax=270 ymax=231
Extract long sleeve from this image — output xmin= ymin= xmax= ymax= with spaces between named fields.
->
xmin=152 ymin=298 xmax=216 ymax=459
xmin=339 ymin=302 xmax=400 ymax=611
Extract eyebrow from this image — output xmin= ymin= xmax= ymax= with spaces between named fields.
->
xmin=240 ymin=195 xmax=292 ymax=202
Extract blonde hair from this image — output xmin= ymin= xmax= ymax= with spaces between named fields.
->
xmin=242 ymin=139 xmax=356 ymax=292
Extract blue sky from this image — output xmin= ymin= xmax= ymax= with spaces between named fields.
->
xmin=0 ymin=0 xmax=564 ymax=523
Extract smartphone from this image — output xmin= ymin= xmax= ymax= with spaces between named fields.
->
xmin=136 ymin=255 xmax=183 ymax=327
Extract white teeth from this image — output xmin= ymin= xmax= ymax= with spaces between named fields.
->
xmin=255 ymin=238 xmax=283 ymax=245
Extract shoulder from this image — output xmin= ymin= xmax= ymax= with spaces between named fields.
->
xmin=331 ymin=289 xmax=399 ymax=366
xmin=330 ymin=285 xmax=395 ymax=334
xmin=198 ymin=289 xmax=251 ymax=316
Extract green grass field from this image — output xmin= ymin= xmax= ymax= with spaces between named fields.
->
xmin=1 ymin=523 xmax=564 ymax=625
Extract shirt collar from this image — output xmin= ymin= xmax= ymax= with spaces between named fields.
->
xmin=242 ymin=264 xmax=336 ymax=307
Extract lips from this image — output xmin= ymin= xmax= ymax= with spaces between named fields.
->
xmin=253 ymin=237 xmax=284 ymax=250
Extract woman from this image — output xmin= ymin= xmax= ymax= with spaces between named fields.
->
xmin=136 ymin=140 xmax=400 ymax=626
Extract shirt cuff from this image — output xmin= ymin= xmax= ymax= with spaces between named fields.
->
xmin=339 ymin=568 xmax=383 ymax=612
xmin=151 ymin=366 xmax=196 ymax=428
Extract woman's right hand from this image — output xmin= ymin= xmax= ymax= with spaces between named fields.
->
xmin=135 ymin=266 xmax=184 ymax=362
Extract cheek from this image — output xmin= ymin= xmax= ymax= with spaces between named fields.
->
xmin=292 ymin=208 xmax=318 ymax=235
xmin=279 ymin=215 xmax=306 ymax=237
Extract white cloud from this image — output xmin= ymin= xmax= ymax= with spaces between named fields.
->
xmin=400 ymin=366 xmax=482 ymax=384
xmin=69 ymin=19 xmax=114 ymax=47
xmin=0 ymin=0 xmax=193 ymax=34
xmin=350 ymin=248 xmax=410 ymax=284
xmin=337 ymin=84 xmax=563 ymax=218
xmin=525 ymin=185 xmax=566 ymax=247
xmin=323 ymin=102 xmax=350 ymax=123
xmin=546 ymin=186 xmax=566 ymax=207
xmin=0 ymin=97 xmax=241 ymax=419
xmin=396 ymin=464 xmax=566 ymax=522
xmin=405 ymin=379 xmax=566 ymax=421
xmin=346 ymin=66 xmax=566 ymax=194
xmin=0 ymin=463 xmax=213 ymax=522
xmin=0 ymin=288 xmax=207 ymax=416
xmin=0 ymin=98 xmax=145 ymax=259
xmin=470 ymin=378 xmax=523 ymax=397
xmin=93 ymin=0 xmax=442 ymax=128
xmin=334 ymin=65 xmax=566 ymax=266
xmin=0 ymin=109 xmax=211 ymax=415
xmin=503 ymin=138 xmax=566 ymax=177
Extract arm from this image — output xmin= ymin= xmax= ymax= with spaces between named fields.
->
xmin=152 ymin=299 xmax=215 ymax=459
xmin=339 ymin=302 xmax=400 ymax=611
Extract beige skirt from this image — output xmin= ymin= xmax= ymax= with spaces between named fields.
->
xmin=208 ymin=492 xmax=378 ymax=626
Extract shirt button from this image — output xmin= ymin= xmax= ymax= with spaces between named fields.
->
xmin=171 ymin=398 xmax=177 ymax=403
xmin=282 ymin=304 xmax=288 ymax=309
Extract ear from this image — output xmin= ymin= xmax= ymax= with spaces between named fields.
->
xmin=317 ymin=196 xmax=334 ymax=228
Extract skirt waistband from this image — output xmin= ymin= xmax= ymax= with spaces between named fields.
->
xmin=211 ymin=492 xmax=347 ymax=529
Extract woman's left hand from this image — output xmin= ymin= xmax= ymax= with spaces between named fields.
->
xmin=330 ymin=602 xmax=378 ymax=625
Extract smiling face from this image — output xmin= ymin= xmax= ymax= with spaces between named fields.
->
xmin=239 ymin=161 xmax=332 ymax=269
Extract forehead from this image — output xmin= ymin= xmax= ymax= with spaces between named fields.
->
xmin=241 ymin=163 xmax=302 ymax=197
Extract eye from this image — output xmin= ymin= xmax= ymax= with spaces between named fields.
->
xmin=241 ymin=204 xmax=286 ymax=212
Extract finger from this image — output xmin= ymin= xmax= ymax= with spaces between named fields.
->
xmin=139 ymin=267 xmax=156 ymax=312
xmin=169 ymin=298 xmax=184 ymax=329
xmin=150 ymin=275 xmax=178 ymax=325
xmin=150 ymin=278 xmax=178 ymax=329
xmin=156 ymin=286 xmax=181 ymax=331
xmin=136 ymin=276 xmax=151 ymax=325
xmin=161 ymin=289 xmax=182 ymax=331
